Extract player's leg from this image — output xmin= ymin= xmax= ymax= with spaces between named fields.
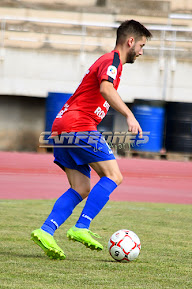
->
xmin=65 ymin=167 xmax=91 ymax=199
xmin=67 ymin=159 xmax=122 ymax=251
xmin=75 ymin=159 xmax=122 ymax=229
xmin=41 ymin=168 xmax=90 ymax=235
xmin=31 ymin=168 xmax=90 ymax=259
xmin=89 ymin=158 xmax=123 ymax=185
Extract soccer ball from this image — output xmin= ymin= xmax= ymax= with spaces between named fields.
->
xmin=108 ymin=229 xmax=141 ymax=262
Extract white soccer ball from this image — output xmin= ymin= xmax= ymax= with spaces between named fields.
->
xmin=108 ymin=229 xmax=141 ymax=262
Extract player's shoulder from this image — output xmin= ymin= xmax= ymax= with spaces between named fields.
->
xmin=93 ymin=50 xmax=120 ymax=68
xmin=99 ymin=50 xmax=119 ymax=62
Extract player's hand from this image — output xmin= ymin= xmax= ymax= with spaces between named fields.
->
xmin=126 ymin=115 xmax=143 ymax=138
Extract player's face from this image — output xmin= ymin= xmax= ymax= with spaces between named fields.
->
xmin=126 ymin=36 xmax=146 ymax=63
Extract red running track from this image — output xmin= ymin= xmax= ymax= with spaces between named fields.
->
xmin=0 ymin=151 xmax=191 ymax=204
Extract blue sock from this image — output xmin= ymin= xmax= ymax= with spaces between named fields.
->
xmin=75 ymin=176 xmax=117 ymax=229
xmin=41 ymin=188 xmax=83 ymax=235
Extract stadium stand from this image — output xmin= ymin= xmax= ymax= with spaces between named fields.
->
xmin=0 ymin=0 xmax=191 ymax=56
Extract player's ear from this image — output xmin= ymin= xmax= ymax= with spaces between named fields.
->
xmin=127 ymin=37 xmax=134 ymax=47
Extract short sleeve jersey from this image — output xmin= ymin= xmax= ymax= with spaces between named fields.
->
xmin=52 ymin=50 xmax=122 ymax=134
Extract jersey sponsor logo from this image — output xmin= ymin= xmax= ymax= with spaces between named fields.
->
xmin=94 ymin=101 xmax=110 ymax=119
xmin=94 ymin=106 xmax=106 ymax=119
xmin=107 ymin=65 xmax=117 ymax=80
xmin=56 ymin=103 xmax=69 ymax=118
xmin=103 ymin=100 xmax=110 ymax=111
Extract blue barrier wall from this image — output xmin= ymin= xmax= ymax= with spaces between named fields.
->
xmin=132 ymin=99 xmax=165 ymax=152
xmin=45 ymin=92 xmax=72 ymax=132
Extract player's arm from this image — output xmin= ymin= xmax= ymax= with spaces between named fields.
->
xmin=100 ymin=80 xmax=142 ymax=137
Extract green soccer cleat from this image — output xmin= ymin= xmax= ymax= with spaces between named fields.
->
xmin=31 ymin=228 xmax=66 ymax=260
xmin=67 ymin=226 xmax=103 ymax=251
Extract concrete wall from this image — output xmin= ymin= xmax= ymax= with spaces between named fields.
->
xmin=171 ymin=0 xmax=192 ymax=11
xmin=0 ymin=48 xmax=191 ymax=102
xmin=0 ymin=95 xmax=45 ymax=151
xmin=0 ymin=1 xmax=191 ymax=152
xmin=0 ymin=47 xmax=192 ymax=151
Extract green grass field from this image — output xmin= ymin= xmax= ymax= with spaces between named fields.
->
xmin=0 ymin=200 xmax=191 ymax=289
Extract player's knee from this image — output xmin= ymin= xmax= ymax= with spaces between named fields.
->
xmin=107 ymin=172 xmax=123 ymax=186
xmin=82 ymin=186 xmax=91 ymax=199
xmin=115 ymin=172 xmax=123 ymax=186
xmin=72 ymin=184 xmax=90 ymax=199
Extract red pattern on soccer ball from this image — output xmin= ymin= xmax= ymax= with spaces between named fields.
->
xmin=108 ymin=229 xmax=141 ymax=262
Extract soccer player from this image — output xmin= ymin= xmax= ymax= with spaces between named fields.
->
xmin=31 ymin=20 xmax=152 ymax=260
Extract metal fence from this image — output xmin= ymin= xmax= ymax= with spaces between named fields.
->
xmin=1 ymin=15 xmax=192 ymax=60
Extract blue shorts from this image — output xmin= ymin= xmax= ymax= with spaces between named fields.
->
xmin=53 ymin=131 xmax=115 ymax=178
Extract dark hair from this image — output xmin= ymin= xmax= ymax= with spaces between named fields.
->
xmin=116 ymin=19 xmax=152 ymax=45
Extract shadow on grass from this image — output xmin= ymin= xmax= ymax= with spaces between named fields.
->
xmin=0 ymin=250 xmax=46 ymax=259
xmin=0 ymin=250 xmax=116 ymax=262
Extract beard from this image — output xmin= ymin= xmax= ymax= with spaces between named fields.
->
xmin=126 ymin=46 xmax=137 ymax=63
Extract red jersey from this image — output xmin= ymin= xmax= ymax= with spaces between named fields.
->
xmin=52 ymin=50 xmax=122 ymax=134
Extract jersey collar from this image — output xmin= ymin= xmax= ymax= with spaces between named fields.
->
xmin=111 ymin=49 xmax=122 ymax=65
